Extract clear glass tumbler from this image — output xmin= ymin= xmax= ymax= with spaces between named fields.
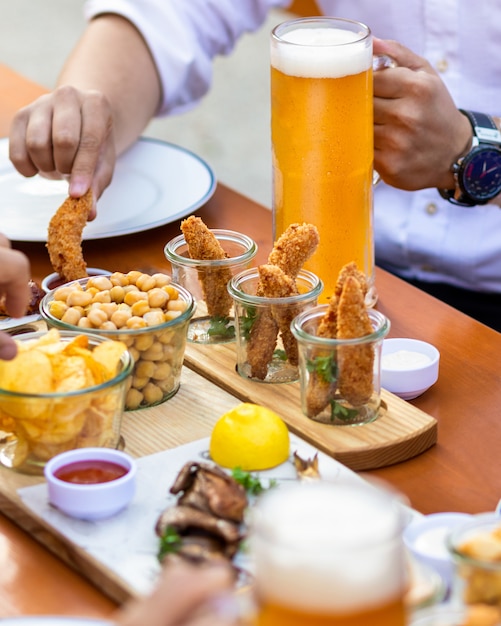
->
xmin=249 ymin=480 xmax=408 ymax=626
xmin=291 ymin=305 xmax=390 ymax=425
xmin=165 ymin=229 xmax=257 ymax=344
xmin=228 ymin=268 xmax=322 ymax=383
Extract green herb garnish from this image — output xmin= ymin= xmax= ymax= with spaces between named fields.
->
xmin=157 ymin=526 xmax=182 ymax=562
xmin=240 ymin=306 xmax=258 ymax=340
xmin=207 ymin=316 xmax=235 ymax=338
xmin=232 ymin=467 xmax=277 ymax=496
xmin=306 ymin=354 xmax=338 ymax=383
xmin=273 ymin=349 xmax=288 ymax=361
xmin=330 ymin=400 xmax=360 ymax=423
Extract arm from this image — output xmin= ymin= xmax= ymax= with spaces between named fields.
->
xmin=9 ymin=14 xmax=161 ymax=205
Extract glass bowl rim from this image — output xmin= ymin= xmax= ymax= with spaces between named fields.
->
xmin=228 ymin=268 xmax=323 ymax=306
xmin=0 ymin=329 xmax=133 ymax=399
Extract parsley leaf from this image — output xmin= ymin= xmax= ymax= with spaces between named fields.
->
xmin=232 ymin=467 xmax=277 ymax=496
xmin=306 ymin=354 xmax=338 ymax=383
xmin=330 ymin=400 xmax=360 ymax=423
xmin=157 ymin=526 xmax=182 ymax=562
xmin=207 ymin=316 xmax=235 ymax=338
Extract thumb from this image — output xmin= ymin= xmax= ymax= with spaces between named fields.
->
xmin=373 ymin=37 xmax=432 ymax=73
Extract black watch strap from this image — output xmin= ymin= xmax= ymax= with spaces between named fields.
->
xmin=460 ymin=110 xmax=501 ymax=145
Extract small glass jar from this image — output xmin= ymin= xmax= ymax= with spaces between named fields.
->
xmin=164 ymin=229 xmax=257 ymax=344
xmin=39 ymin=275 xmax=195 ymax=410
xmin=291 ymin=306 xmax=390 ymax=425
xmin=228 ymin=268 xmax=323 ymax=383
xmin=447 ymin=513 xmax=501 ymax=609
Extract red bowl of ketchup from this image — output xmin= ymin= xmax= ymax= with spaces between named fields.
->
xmin=44 ymin=448 xmax=136 ymax=520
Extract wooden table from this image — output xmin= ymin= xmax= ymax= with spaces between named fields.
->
xmin=2 ymin=63 xmax=501 ymax=618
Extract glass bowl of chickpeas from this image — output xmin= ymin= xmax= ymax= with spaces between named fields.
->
xmin=39 ymin=271 xmax=195 ymax=410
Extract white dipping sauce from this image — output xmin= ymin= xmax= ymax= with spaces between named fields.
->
xmin=413 ymin=526 xmax=450 ymax=559
xmin=382 ymin=349 xmax=432 ymax=370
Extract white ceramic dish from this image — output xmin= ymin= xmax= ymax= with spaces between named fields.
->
xmin=0 ymin=137 xmax=216 ymax=241
xmin=44 ymin=448 xmax=137 ymax=521
xmin=41 ymin=268 xmax=111 ymax=293
xmin=381 ymin=338 xmax=440 ymax=400
xmin=404 ymin=512 xmax=472 ymax=589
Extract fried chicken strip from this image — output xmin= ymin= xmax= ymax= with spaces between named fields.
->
xmin=180 ymin=216 xmax=233 ymax=318
xmin=305 ymin=294 xmax=339 ymax=417
xmin=337 ymin=275 xmax=374 ymax=406
xmin=268 ymin=223 xmax=320 ymax=279
xmin=335 ymin=261 xmax=368 ymax=299
xmin=47 ymin=189 xmax=92 ymax=282
xmin=246 ymin=264 xmax=298 ymax=379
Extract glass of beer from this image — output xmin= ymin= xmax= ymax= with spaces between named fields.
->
xmin=271 ymin=17 xmax=376 ymax=306
xmin=249 ymin=480 xmax=407 ymax=626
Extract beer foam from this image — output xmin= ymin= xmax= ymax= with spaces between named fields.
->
xmin=251 ymin=482 xmax=405 ymax=612
xmin=271 ymin=27 xmax=372 ymax=78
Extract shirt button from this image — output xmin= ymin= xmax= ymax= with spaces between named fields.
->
xmin=436 ymin=58 xmax=448 ymax=73
xmin=425 ymin=203 xmax=439 ymax=215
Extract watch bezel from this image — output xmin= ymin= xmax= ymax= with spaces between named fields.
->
xmin=455 ymin=145 xmax=501 ymax=204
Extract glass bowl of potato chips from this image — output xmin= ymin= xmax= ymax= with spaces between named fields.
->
xmin=39 ymin=271 xmax=195 ymax=410
xmin=0 ymin=329 xmax=133 ymax=474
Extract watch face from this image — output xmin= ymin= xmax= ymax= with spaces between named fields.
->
xmin=461 ymin=146 xmax=501 ymax=201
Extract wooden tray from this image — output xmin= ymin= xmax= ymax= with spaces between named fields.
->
xmin=183 ymin=342 xmax=437 ymax=471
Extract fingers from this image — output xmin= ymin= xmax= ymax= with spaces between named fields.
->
xmin=9 ymin=86 xmax=116 ymax=204
xmin=373 ymin=38 xmax=432 ymax=73
xmin=0 ymin=242 xmax=31 ymax=319
xmin=0 ymin=334 xmax=18 ymax=361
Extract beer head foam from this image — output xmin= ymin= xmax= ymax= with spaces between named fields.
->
xmin=271 ymin=26 xmax=372 ymax=79
xmin=251 ymin=482 xmax=406 ymax=613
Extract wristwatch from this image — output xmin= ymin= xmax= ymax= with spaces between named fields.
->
xmin=438 ymin=109 xmax=501 ymax=206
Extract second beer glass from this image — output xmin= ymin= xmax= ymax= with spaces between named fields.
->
xmin=271 ymin=17 xmax=375 ymax=305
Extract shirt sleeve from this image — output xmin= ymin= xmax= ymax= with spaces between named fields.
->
xmin=84 ymin=0 xmax=290 ymax=115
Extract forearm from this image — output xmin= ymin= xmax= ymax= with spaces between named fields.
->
xmin=57 ymin=14 xmax=162 ymax=156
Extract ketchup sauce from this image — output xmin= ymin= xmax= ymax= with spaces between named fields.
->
xmin=54 ymin=459 xmax=128 ymax=484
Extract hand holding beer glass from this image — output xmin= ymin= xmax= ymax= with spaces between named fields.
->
xmin=271 ymin=18 xmax=376 ymax=305
xmin=249 ymin=481 xmax=407 ymax=626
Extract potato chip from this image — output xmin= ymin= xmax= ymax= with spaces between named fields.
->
xmin=92 ymin=340 xmax=128 ymax=379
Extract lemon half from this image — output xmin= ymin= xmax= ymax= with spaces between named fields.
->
xmin=209 ymin=402 xmax=290 ymax=471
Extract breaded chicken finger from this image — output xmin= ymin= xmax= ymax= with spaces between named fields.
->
xmin=47 ymin=189 xmax=92 ymax=282
xmin=181 ymin=216 xmax=233 ymax=318
xmin=337 ymin=276 xmax=374 ymax=406
xmin=268 ymin=223 xmax=320 ymax=279
xmin=305 ymin=294 xmax=339 ymax=417
xmin=260 ymin=264 xmax=299 ymax=364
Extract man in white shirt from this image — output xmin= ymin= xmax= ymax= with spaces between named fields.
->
xmin=9 ymin=0 xmax=501 ymax=329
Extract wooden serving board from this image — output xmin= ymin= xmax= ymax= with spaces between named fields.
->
xmin=183 ymin=342 xmax=437 ymax=471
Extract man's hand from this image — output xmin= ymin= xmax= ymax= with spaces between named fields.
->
xmin=0 ymin=235 xmax=31 ymax=360
xmin=373 ymin=38 xmax=472 ymax=191
xmin=9 ymin=86 xmax=116 ymax=218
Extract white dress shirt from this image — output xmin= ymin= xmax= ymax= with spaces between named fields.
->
xmin=84 ymin=0 xmax=501 ymax=293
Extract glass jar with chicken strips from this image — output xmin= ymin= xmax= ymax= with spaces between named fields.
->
xmin=447 ymin=513 xmax=501 ymax=611
xmin=165 ymin=229 xmax=257 ymax=344
xmin=0 ymin=330 xmax=133 ymax=475
xmin=291 ymin=305 xmax=390 ymax=425
xmin=39 ymin=272 xmax=195 ymax=410
xmin=228 ymin=267 xmax=323 ymax=383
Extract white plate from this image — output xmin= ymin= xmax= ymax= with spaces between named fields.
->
xmin=0 ymin=137 xmax=216 ymax=242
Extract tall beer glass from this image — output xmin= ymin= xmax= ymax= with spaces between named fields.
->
xmin=250 ymin=481 xmax=407 ymax=626
xmin=271 ymin=18 xmax=375 ymax=305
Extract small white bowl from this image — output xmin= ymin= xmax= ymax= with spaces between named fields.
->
xmin=44 ymin=447 xmax=136 ymax=521
xmin=381 ymin=338 xmax=440 ymax=400
xmin=41 ymin=268 xmax=111 ymax=293
xmin=404 ymin=512 xmax=472 ymax=589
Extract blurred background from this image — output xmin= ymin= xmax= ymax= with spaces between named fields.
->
xmin=0 ymin=1 xmax=297 ymax=209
